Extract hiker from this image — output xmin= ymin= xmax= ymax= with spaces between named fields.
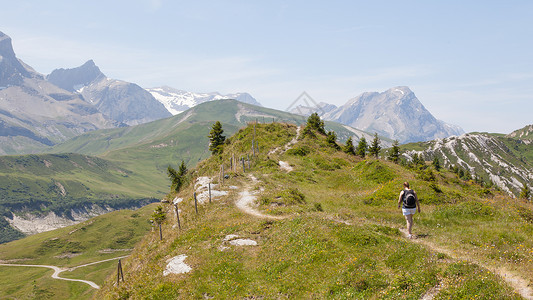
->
xmin=398 ymin=182 xmax=420 ymax=239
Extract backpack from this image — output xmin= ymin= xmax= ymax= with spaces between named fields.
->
xmin=403 ymin=189 xmax=417 ymax=208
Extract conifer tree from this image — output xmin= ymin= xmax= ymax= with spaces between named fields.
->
xmin=151 ymin=205 xmax=166 ymax=241
xmin=343 ymin=137 xmax=356 ymax=155
xmin=356 ymin=137 xmax=368 ymax=158
xmin=167 ymin=160 xmax=188 ymax=193
xmin=306 ymin=112 xmax=326 ymax=135
xmin=387 ymin=140 xmax=400 ymax=163
xmin=432 ymin=156 xmax=441 ymax=171
xmin=326 ymin=131 xmax=340 ymax=150
xmin=208 ymin=121 xmax=226 ymax=155
xmin=368 ymin=133 xmax=381 ymax=158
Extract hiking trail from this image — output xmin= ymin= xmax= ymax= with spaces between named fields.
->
xmin=235 ymin=175 xmax=284 ymax=220
xmin=0 ymin=255 xmax=128 ymax=289
xmin=398 ymin=228 xmax=533 ymax=300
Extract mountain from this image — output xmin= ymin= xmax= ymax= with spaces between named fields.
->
xmin=0 ymin=32 xmax=33 ymax=87
xmin=402 ymin=131 xmax=533 ymax=197
xmin=147 ymin=86 xmax=262 ymax=115
xmin=302 ymin=86 xmax=464 ymax=144
xmin=47 ymin=60 xmax=171 ymax=126
xmin=0 ymin=31 xmax=115 ymax=155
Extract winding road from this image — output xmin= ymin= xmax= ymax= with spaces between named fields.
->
xmin=0 ymin=255 xmax=128 ymax=289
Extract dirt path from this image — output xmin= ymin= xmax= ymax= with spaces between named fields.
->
xmin=268 ymin=126 xmax=301 ymax=155
xmin=0 ymin=255 xmax=128 ymax=289
xmin=397 ymin=229 xmax=533 ymax=300
xmin=235 ymin=175 xmax=284 ymax=220
xmin=325 ymin=214 xmax=532 ymax=299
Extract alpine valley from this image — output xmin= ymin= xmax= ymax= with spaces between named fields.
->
xmin=0 ymin=29 xmax=532 ymax=300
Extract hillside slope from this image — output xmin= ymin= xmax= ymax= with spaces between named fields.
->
xmin=401 ymin=132 xmax=533 ymax=197
xmin=98 ymin=122 xmax=532 ymax=299
xmin=0 ymin=203 xmax=158 ymax=299
xmin=0 ymin=153 xmax=159 ymax=243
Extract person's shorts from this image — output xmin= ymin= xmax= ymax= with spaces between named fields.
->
xmin=402 ymin=208 xmax=417 ymax=216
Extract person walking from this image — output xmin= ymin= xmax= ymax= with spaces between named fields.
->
xmin=398 ymin=182 xmax=420 ymax=239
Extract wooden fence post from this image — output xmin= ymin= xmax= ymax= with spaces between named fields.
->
xmin=208 ymin=182 xmax=212 ymax=203
xmin=117 ymin=259 xmax=125 ymax=285
xmin=194 ymin=192 xmax=198 ymax=214
xmin=159 ymin=224 xmax=162 ymax=241
xmin=174 ymin=203 xmax=181 ymax=230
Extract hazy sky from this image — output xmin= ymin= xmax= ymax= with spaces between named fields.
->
xmin=2 ymin=0 xmax=532 ymax=133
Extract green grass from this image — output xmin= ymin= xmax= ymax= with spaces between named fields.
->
xmin=0 ymin=203 xmax=158 ymax=299
xmin=95 ymin=123 xmax=530 ymax=299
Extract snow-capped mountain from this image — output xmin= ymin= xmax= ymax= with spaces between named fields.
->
xmin=147 ymin=86 xmax=262 ymax=115
xmin=322 ymin=86 xmax=464 ymax=143
xmin=47 ymin=61 xmax=171 ymax=126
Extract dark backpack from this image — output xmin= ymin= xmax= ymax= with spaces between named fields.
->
xmin=403 ymin=190 xmax=417 ymax=208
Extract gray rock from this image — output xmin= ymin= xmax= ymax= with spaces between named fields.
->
xmin=323 ymin=86 xmax=464 ymax=143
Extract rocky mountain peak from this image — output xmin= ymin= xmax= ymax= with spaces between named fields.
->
xmin=47 ymin=59 xmax=105 ymax=92
xmin=322 ymin=86 xmax=464 ymax=143
xmin=0 ymin=31 xmax=31 ymax=86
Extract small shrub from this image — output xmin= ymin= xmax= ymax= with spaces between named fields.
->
xmin=281 ymin=188 xmax=306 ymax=204
xmin=417 ymin=168 xmax=436 ymax=182
xmin=429 ymin=182 xmax=442 ymax=193
xmin=286 ymin=146 xmax=311 ymax=156
xmin=314 ymin=203 xmax=323 ymax=212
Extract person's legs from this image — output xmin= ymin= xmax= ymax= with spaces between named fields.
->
xmin=405 ymin=214 xmax=414 ymax=238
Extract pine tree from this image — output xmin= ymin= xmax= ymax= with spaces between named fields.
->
xmin=306 ymin=112 xmax=326 ymax=135
xmin=326 ymin=131 xmax=340 ymax=150
xmin=356 ymin=137 xmax=368 ymax=158
xmin=387 ymin=140 xmax=400 ymax=163
xmin=343 ymin=137 xmax=356 ymax=155
xmin=151 ymin=205 xmax=166 ymax=241
xmin=167 ymin=160 xmax=188 ymax=193
xmin=432 ymin=156 xmax=441 ymax=171
xmin=208 ymin=121 xmax=226 ymax=155
xmin=368 ymin=133 xmax=381 ymax=158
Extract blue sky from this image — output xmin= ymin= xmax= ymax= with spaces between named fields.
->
xmin=1 ymin=0 xmax=532 ymax=133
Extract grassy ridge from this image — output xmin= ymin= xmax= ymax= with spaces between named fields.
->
xmin=98 ymin=123 xmax=531 ymax=299
xmin=0 ymin=203 xmax=158 ymax=299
